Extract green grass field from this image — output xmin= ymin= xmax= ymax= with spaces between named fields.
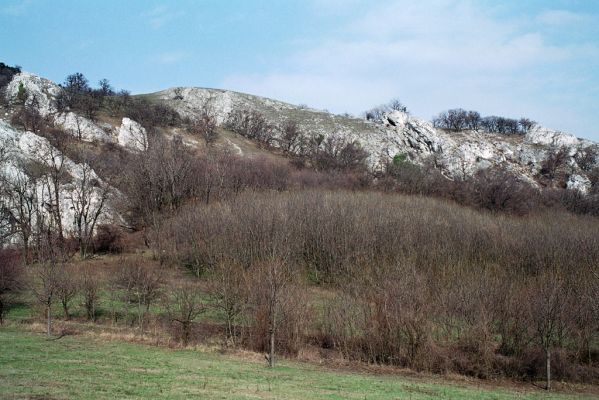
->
xmin=0 ymin=328 xmax=592 ymax=400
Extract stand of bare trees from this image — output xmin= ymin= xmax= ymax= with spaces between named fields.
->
xmin=154 ymin=190 xmax=599 ymax=384
xmin=432 ymin=108 xmax=536 ymax=135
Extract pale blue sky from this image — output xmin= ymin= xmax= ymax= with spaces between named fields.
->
xmin=2 ymin=0 xmax=598 ymax=140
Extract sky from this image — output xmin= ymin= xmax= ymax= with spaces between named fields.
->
xmin=2 ymin=0 xmax=599 ymax=140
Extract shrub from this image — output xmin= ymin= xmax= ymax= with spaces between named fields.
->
xmin=93 ymin=224 xmax=125 ymax=253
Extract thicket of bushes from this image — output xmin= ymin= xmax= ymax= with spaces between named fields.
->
xmin=151 ymin=190 xmax=599 ymax=383
xmin=5 ymin=189 xmax=596 ymax=384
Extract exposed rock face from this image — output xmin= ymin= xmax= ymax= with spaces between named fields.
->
xmin=525 ymin=126 xmax=579 ymax=147
xmin=3 ymin=72 xmax=598 ymax=191
xmin=157 ymin=87 xmax=598 ymax=185
xmin=5 ymin=72 xmax=60 ymax=117
xmin=4 ymin=73 xmax=116 ymax=145
xmin=0 ymin=121 xmax=121 ymax=239
xmin=54 ymin=112 xmax=113 ymax=142
xmin=117 ymin=118 xmax=148 ymax=151
xmin=567 ymin=174 xmax=591 ymax=193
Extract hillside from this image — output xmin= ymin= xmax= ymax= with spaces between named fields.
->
xmin=1 ymin=66 xmax=599 ymax=398
xmin=3 ymin=70 xmax=598 ymax=187
xmin=1 ymin=67 xmax=598 ymax=244
xmin=153 ymin=86 xmax=597 ymax=187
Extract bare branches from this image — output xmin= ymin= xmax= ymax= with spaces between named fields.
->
xmin=66 ymin=160 xmax=111 ymax=258
xmin=166 ymin=282 xmax=206 ymax=346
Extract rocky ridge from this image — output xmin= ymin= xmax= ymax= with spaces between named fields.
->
xmin=156 ymin=86 xmax=598 ymax=190
xmin=3 ymin=72 xmax=598 ymax=196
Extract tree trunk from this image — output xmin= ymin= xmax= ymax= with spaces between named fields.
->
xmin=182 ymin=322 xmax=189 ymax=347
xmin=226 ymin=314 xmax=234 ymax=345
xmin=62 ymin=300 xmax=70 ymax=320
xmin=47 ymin=304 xmax=52 ymax=336
xmin=269 ymin=326 xmax=275 ymax=368
xmin=546 ymin=348 xmax=551 ymax=391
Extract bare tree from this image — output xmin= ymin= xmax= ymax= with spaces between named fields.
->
xmin=166 ymin=282 xmax=206 ymax=346
xmin=80 ymin=267 xmax=101 ymax=321
xmin=0 ymin=164 xmax=40 ymax=259
xmin=30 ymin=246 xmax=62 ymax=336
xmin=278 ymin=120 xmax=305 ymax=154
xmin=67 ymin=161 xmax=111 ymax=258
xmin=11 ymin=94 xmax=44 ymax=132
xmin=0 ymin=249 xmax=21 ymax=324
xmin=115 ymin=261 xmax=162 ymax=332
xmin=528 ymin=271 xmax=571 ymax=391
xmin=208 ymin=260 xmax=247 ymax=344
xmin=574 ymin=146 xmax=598 ymax=172
xmin=519 ymin=118 xmax=536 ymax=133
xmin=226 ymin=110 xmax=273 ymax=145
xmin=56 ymin=265 xmax=79 ymax=320
xmin=312 ymin=135 xmax=369 ymax=172
xmin=540 ymin=146 xmax=569 ymax=181
xmin=35 ymin=140 xmax=68 ymax=243
xmin=190 ymin=114 xmax=218 ymax=145
xmin=388 ymin=98 xmax=407 ymax=112
xmin=253 ymin=259 xmax=293 ymax=368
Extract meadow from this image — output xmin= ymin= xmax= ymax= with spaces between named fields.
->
xmin=0 ymin=327 xmax=594 ymax=400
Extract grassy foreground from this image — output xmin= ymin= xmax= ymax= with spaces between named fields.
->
xmin=0 ymin=328 xmax=592 ymax=400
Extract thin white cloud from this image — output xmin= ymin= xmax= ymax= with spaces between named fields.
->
xmin=143 ymin=5 xmax=183 ymax=29
xmin=537 ymin=9 xmax=587 ymax=26
xmin=221 ymin=0 xmax=599 ymax=138
xmin=1 ymin=0 xmax=32 ymax=16
xmin=154 ymin=51 xmax=188 ymax=65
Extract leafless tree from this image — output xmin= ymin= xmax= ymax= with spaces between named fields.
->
xmin=114 ymin=261 xmax=162 ymax=332
xmin=30 ymin=244 xmax=63 ymax=336
xmin=226 ymin=109 xmax=274 ymax=145
xmin=388 ymin=98 xmax=407 ymax=112
xmin=0 ymin=249 xmax=21 ymax=324
xmin=364 ymin=98 xmax=407 ymax=122
xmin=189 ymin=98 xmax=218 ymax=145
xmin=66 ymin=161 xmax=111 ymax=258
xmin=519 ymin=118 xmax=536 ymax=133
xmin=311 ymin=135 xmax=369 ymax=172
xmin=252 ymin=259 xmax=294 ymax=368
xmin=278 ymin=120 xmax=305 ymax=154
xmin=11 ymin=94 xmax=44 ymax=132
xmin=80 ymin=267 xmax=101 ymax=321
xmin=0 ymin=163 xmax=41 ymax=259
xmin=124 ymin=135 xmax=202 ymax=226
xmin=34 ymin=140 xmax=68 ymax=243
xmin=56 ymin=265 xmax=78 ymax=320
xmin=527 ymin=271 xmax=571 ymax=391
xmin=208 ymin=260 xmax=247 ymax=344
xmin=540 ymin=146 xmax=569 ymax=181
xmin=574 ymin=146 xmax=598 ymax=172
xmin=166 ymin=282 xmax=206 ymax=346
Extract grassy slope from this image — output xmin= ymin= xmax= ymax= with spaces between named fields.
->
xmin=0 ymin=328 xmax=591 ymax=400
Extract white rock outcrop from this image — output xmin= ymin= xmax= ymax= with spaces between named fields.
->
xmin=0 ymin=121 xmax=121 ymax=239
xmin=53 ymin=112 xmax=113 ymax=142
xmin=4 ymin=72 xmax=597 ymax=192
xmin=525 ymin=126 xmax=579 ymax=147
xmin=5 ymin=72 xmax=60 ymax=116
xmin=147 ymin=86 xmax=599 ymax=186
xmin=117 ymin=118 xmax=148 ymax=151
xmin=566 ymin=174 xmax=591 ymax=193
